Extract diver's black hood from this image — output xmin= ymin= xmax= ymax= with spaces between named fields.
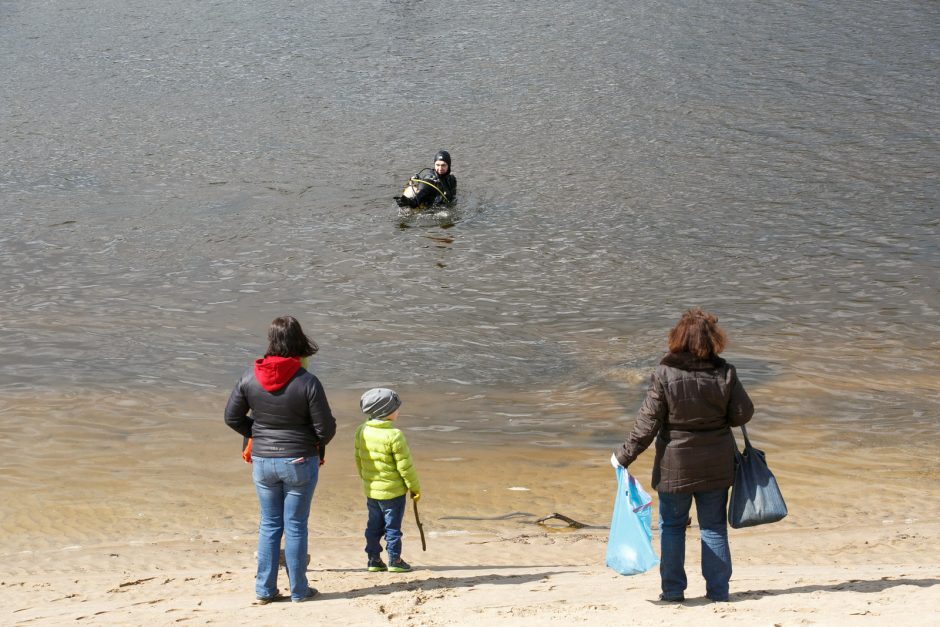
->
xmin=434 ymin=149 xmax=452 ymax=169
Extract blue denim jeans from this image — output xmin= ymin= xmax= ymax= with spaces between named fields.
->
xmin=364 ymin=495 xmax=406 ymax=562
xmin=252 ymin=456 xmax=319 ymax=601
xmin=658 ymin=488 xmax=732 ymax=600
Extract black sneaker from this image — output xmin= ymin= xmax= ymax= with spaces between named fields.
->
xmin=254 ymin=592 xmax=286 ymax=605
xmin=658 ymin=593 xmax=685 ymax=602
xmin=388 ymin=558 xmax=412 ymax=573
xmin=292 ymin=587 xmax=318 ymax=603
xmin=367 ymin=556 xmax=388 ymax=572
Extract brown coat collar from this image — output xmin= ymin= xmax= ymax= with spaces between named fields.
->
xmin=660 ymin=351 xmax=726 ymax=371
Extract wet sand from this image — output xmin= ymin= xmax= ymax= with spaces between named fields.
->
xmin=2 ymin=390 xmax=939 ymax=624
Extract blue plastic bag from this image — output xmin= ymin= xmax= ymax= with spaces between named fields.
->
xmin=605 ymin=466 xmax=659 ymax=576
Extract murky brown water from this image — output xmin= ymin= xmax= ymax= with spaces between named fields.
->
xmin=1 ymin=0 xmax=938 ymax=547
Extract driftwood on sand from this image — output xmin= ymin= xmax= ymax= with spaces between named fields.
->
xmin=534 ymin=513 xmax=591 ymax=529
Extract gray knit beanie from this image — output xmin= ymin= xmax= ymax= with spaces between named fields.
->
xmin=360 ymin=388 xmax=402 ymax=420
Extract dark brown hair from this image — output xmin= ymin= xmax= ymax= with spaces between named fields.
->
xmin=667 ymin=308 xmax=727 ymax=359
xmin=265 ymin=315 xmax=319 ymax=358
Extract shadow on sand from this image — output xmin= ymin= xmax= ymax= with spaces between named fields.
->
xmin=735 ymin=576 xmax=939 ymax=600
xmin=657 ymin=576 xmax=940 ymax=606
xmin=314 ymin=569 xmax=575 ymax=600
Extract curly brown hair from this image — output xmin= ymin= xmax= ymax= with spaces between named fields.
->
xmin=667 ymin=308 xmax=727 ymax=359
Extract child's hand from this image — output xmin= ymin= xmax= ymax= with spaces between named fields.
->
xmin=411 ymin=492 xmax=421 ymax=503
xmin=242 ymin=437 xmax=253 ymax=463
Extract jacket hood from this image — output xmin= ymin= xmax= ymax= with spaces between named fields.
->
xmin=434 ymin=149 xmax=451 ymax=168
xmin=254 ymin=356 xmax=302 ymax=392
xmin=660 ymin=351 xmax=726 ymax=371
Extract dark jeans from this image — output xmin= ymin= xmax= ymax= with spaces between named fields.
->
xmin=658 ymin=488 xmax=732 ymax=601
xmin=364 ymin=495 xmax=407 ymax=562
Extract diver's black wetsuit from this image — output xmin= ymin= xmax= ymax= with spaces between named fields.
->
xmin=397 ymin=171 xmax=457 ymax=208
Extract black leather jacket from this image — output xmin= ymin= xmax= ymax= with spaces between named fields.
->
xmin=402 ymin=171 xmax=456 ymax=207
xmin=224 ymin=368 xmax=337 ymax=459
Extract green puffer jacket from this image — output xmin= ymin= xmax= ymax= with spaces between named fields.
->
xmin=354 ymin=419 xmax=421 ymax=500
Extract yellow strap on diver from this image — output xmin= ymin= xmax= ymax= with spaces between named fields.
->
xmin=409 ymin=178 xmax=451 ymax=203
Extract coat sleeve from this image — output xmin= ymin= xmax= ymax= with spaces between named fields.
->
xmin=307 ymin=378 xmax=337 ymax=459
xmin=615 ymin=367 xmax=668 ymax=467
xmin=223 ymin=374 xmax=253 ymax=438
xmin=391 ymin=431 xmax=421 ymax=494
xmin=725 ymin=365 xmax=754 ymax=427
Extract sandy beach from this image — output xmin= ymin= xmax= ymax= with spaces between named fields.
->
xmin=3 ymin=398 xmax=939 ymax=626
xmin=3 ymin=531 xmax=938 ymax=626
xmin=3 ymin=0 xmax=939 ymax=623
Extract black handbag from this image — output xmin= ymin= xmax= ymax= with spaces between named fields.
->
xmin=728 ymin=425 xmax=788 ymax=528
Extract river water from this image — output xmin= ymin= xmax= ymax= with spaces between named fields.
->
xmin=1 ymin=0 xmax=938 ymax=545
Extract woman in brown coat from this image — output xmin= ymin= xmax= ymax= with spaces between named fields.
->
xmin=614 ymin=308 xmax=753 ymax=602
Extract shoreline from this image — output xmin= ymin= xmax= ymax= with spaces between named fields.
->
xmin=4 ymin=448 xmax=939 ymax=625
xmin=3 ymin=391 xmax=939 ymax=623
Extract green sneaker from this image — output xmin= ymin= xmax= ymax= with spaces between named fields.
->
xmin=388 ymin=558 xmax=412 ymax=573
xmin=367 ymin=556 xmax=387 ymax=572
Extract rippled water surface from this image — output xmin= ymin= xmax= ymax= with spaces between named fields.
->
xmin=1 ymin=0 xmax=938 ymax=454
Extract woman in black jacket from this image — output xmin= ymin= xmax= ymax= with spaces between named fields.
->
xmin=614 ymin=309 xmax=753 ymax=603
xmin=225 ymin=316 xmax=336 ymax=604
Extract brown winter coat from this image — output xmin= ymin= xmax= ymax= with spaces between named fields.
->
xmin=615 ymin=352 xmax=754 ymax=493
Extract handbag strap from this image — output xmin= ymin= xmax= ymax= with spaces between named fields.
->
xmin=732 ymin=424 xmax=753 ymax=452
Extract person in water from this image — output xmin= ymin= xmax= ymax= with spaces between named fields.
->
xmin=395 ymin=149 xmax=457 ymax=208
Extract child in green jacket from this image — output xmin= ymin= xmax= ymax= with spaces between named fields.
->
xmin=354 ymin=388 xmax=421 ymax=573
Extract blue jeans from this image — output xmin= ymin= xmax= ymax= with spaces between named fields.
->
xmin=364 ymin=495 xmax=406 ymax=562
xmin=252 ymin=456 xmax=319 ymax=601
xmin=658 ymin=488 xmax=732 ymax=600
